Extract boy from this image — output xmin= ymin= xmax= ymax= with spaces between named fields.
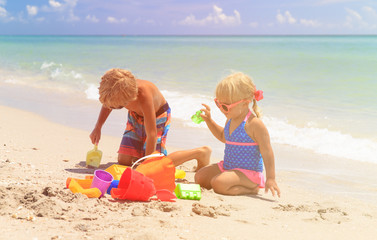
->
xmin=90 ymin=68 xmax=171 ymax=166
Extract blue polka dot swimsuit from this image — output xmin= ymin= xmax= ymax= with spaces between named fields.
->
xmin=223 ymin=111 xmax=264 ymax=173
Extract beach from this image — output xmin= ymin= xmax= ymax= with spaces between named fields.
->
xmin=1 ymin=104 xmax=377 ymax=240
xmin=1 ymin=35 xmax=377 ymax=239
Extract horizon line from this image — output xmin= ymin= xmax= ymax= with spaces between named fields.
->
xmin=1 ymin=33 xmax=377 ymax=37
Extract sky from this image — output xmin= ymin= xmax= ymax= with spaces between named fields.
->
xmin=0 ymin=0 xmax=377 ymax=35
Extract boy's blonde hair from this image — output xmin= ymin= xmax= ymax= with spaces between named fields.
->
xmin=99 ymin=69 xmax=138 ymax=108
xmin=216 ymin=72 xmax=262 ymax=118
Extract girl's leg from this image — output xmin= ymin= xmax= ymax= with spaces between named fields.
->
xmin=211 ymin=171 xmax=259 ymax=195
xmin=194 ymin=163 xmax=222 ymax=189
xmin=167 ymin=146 xmax=211 ymax=171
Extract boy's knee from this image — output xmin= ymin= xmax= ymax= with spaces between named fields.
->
xmin=118 ymin=154 xmax=136 ymax=166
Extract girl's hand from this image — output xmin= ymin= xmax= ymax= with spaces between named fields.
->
xmin=200 ymin=103 xmax=212 ymax=122
xmin=265 ymin=178 xmax=281 ymax=197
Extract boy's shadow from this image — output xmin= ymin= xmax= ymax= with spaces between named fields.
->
xmin=64 ymin=161 xmax=118 ymax=175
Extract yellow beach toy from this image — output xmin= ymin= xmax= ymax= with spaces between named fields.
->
xmin=86 ymin=144 xmax=102 ymax=168
xmin=175 ymin=169 xmax=186 ymax=179
xmin=105 ymin=164 xmax=128 ymax=180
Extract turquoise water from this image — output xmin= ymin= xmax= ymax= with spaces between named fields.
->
xmin=0 ymin=35 xmax=376 ymax=163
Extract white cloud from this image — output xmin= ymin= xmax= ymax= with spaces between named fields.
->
xmin=107 ymin=16 xmax=117 ymax=23
xmin=145 ymin=19 xmax=156 ymax=25
xmin=345 ymin=8 xmax=362 ymax=20
xmin=276 ymin=10 xmax=296 ymax=24
xmin=300 ymin=19 xmax=321 ymax=27
xmin=249 ymin=22 xmax=258 ymax=28
xmin=107 ymin=16 xmax=128 ymax=23
xmin=45 ymin=0 xmax=77 ymax=12
xmin=0 ymin=0 xmax=6 ymax=6
xmin=363 ymin=6 xmax=377 ymax=18
xmin=65 ymin=9 xmax=79 ymax=22
xmin=276 ymin=10 xmax=321 ymax=28
xmin=49 ymin=0 xmax=62 ymax=8
xmin=344 ymin=8 xmax=364 ymax=28
xmin=27 ymin=5 xmax=38 ymax=16
xmin=133 ymin=18 xmax=155 ymax=25
xmin=0 ymin=6 xmax=6 ymax=18
xmin=179 ymin=5 xmax=241 ymax=26
xmin=41 ymin=0 xmax=79 ymax=22
xmin=86 ymin=15 xmax=99 ymax=23
xmin=0 ymin=5 xmax=14 ymax=22
xmin=344 ymin=7 xmax=377 ymax=30
xmin=318 ymin=0 xmax=357 ymax=5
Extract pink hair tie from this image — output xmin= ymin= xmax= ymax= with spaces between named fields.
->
xmin=254 ymin=90 xmax=263 ymax=101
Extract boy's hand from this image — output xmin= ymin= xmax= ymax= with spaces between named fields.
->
xmin=89 ymin=127 xmax=101 ymax=145
xmin=265 ymin=178 xmax=281 ymax=198
xmin=200 ymin=103 xmax=212 ymax=122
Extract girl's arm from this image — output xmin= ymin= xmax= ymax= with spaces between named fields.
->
xmin=247 ymin=118 xmax=281 ymax=197
xmin=200 ymin=104 xmax=226 ymax=143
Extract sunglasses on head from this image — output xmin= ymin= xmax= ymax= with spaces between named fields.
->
xmin=214 ymin=98 xmax=248 ymax=113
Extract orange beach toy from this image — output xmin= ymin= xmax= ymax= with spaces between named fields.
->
xmin=66 ymin=176 xmax=102 ymax=198
xmin=135 ymin=153 xmax=176 ymax=192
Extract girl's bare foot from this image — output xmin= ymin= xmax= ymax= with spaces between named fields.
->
xmin=196 ymin=146 xmax=212 ymax=171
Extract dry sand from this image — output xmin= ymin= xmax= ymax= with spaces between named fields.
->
xmin=1 ymin=105 xmax=376 ymax=240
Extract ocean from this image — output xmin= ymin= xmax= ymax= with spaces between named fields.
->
xmin=1 ymin=35 xmax=376 ymax=167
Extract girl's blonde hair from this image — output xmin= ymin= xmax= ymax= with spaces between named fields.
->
xmin=215 ymin=72 xmax=262 ymax=118
xmin=99 ymin=68 xmax=138 ymax=108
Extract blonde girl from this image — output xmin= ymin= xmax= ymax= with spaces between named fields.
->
xmin=195 ymin=72 xmax=280 ymax=197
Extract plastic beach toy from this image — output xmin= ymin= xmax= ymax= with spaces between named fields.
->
xmin=66 ymin=175 xmax=93 ymax=189
xmin=174 ymin=183 xmax=202 ymax=200
xmin=175 ymin=169 xmax=186 ymax=179
xmin=111 ymin=168 xmax=177 ymax=202
xmin=106 ymin=180 xmax=119 ymax=195
xmin=66 ymin=176 xmax=102 ymax=198
xmin=91 ymin=169 xmax=113 ymax=197
xmin=105 ymin=164 xmax=128 ymax=180
xmin=86 ymin=144 xmax=102 ymax=168
xmin=135 ymin=152 xmax=176 ymax=192
xmin=191 ymin=110 xmax=204 ymax=124
xmin=111 ymin=168 xmax=156 ymax=201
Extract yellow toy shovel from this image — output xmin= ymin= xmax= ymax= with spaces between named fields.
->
xmin=86 ymin=144 xmax=102 ymax=168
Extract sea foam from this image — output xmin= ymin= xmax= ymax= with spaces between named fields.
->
xmin=264 ymin=117 xmax=377 ymax=164
xmin=162 ymin=90 xmax=377 ymax=164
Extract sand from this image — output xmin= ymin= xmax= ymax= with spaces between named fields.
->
xmin=1 ymin=105 xmax=377 ymax=240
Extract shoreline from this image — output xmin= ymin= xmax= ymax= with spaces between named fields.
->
xmin=1 ymin=105 xmax=377 ymax=239
xmin=1 ymin=83 xmax=377 ymax=204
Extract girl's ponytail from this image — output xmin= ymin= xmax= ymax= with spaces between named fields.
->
xmin=252 ymin=99 xmax=262 ymax=118
xmin=252 ymin=89 xmax=263 ymax=118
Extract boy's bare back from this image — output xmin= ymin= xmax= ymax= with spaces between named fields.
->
xmin=125 ymin=79 xmax=167 ymax=116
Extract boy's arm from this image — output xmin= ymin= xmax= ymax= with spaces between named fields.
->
xmin=140 ymin=96 xmax=158 ymax=156
xmin=90 ymin=106 xmax=112 ymax=144
xmin=247 ymin=119 xmax=281 ymax=197
xmin=201 ymin=104 xmax=226 ymax=143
